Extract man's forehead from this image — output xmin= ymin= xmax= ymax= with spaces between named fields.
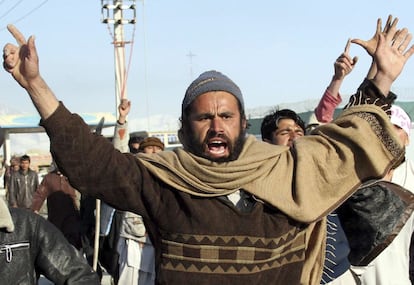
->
xmin=190 ymin=91 xmax=240 ymax=108
xmin=276 ymin=118 xmax=303 ymax=129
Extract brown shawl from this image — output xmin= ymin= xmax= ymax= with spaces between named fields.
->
xmin=138 ymin=105 xmax=403 ymax=223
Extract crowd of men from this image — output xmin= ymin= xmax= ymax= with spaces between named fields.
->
xmin=1 ymin=14 xmax=414 ymax=285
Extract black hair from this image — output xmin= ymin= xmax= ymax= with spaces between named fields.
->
xmin=20 ymin=154 xmax=31 ymax=163
xmin=260 ymin=109 xmax=305 ymax=141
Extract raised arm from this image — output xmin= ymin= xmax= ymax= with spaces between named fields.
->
xmin=113 ymin=99 xmax=131 ymax=153
xmin=315 ymin=39 xmax=357 ymax=123
xmin=327 ymin=39 xmax=358 ymax=98
xmin=3 ymin=25 xmax=59 ymax=119
xmin=344 ymin=24 xmax=414 ymax=116
xmin=2 ymin=25 xmax=152 ymax=216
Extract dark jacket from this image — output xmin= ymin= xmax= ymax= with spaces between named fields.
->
xmin=0 ymin=205 xmax=99 ymax=284
xmin=31 ymin=171 xmax=82 ymax=249
xmin=8 ymin=169 xmax=39 ymax=208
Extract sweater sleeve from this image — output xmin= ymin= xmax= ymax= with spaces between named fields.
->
xmin=39 ymin=103 xmax=158 ymax=220
xmin=291 ymin=81 xmax=405 ymax=222
xmin=315 ymin=88 xmax=342 ymax=123
xmin=113 ymin=121 xmax=130 ymax=153
xmin=344 ymin=79 xmax=397 ymax=116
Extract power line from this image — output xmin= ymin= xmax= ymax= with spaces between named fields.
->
xmin=10 ymin=0 xmax=49 ymax=24
xmin=0 ymin=0 xmax=24 ymax=21
xmin=0 ymin=0 xmax=49 ymax=30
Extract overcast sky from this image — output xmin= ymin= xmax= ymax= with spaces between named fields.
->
xmin=0 ymin=0 xmax=414 ymax=123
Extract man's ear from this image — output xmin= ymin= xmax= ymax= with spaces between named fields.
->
xmin=242 ymin=118 xmax=247 ymax=130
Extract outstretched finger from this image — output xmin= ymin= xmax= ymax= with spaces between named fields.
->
xmin=376 ymin=17 xmax=382 ymax=35
xmin=385 ymin=17 xmax=399 ymax=42
xmin=344 ymin=38 xmax=351 ymax=54
xmin=403 ymin=44 xmax=414 ymax=61
xmin=27 ymin=35 xmax=37 ymax=57
xmin=398 ymin=33 xmax=412 ymax=53
xmin=350 ymin=38 xmax=367 ymax=49
xmin=394 ymin=28 xmax=409 ymax=49
xmin=7 ymin=24 xmax=27 ymax=46
xmin=386 ymin=16 xmax=399 ymax=34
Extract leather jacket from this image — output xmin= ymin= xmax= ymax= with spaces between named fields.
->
xmin=8 ymin=169 xmax=39 ymax=208
xmin=0 ymin=206 xmax=99 ymax=284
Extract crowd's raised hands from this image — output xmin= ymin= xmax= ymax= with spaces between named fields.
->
xmin=350 ymin=15 xmax=414 ymax=93
xmin=2 ymin=16 xmax=414 ymax=112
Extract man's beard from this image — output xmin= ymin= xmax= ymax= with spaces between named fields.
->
xmin=185 ymin=128 xmax=247 ymax=162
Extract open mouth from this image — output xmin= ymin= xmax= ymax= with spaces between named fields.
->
xmin=207 ymin=140 xmax=228 ymax=155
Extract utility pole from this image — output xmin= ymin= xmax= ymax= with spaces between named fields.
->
xmin=101 ymin=0 xmax=136 ymax=117
xmin=187 ymin=51 xmax=196 ymax=81
xmin=96 ymin=1 xmax=136 ymax=274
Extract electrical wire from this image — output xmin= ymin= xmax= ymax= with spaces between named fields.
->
xmin=0 ymin=0 xmax=49 ymax=31
xmin=10 ymin=0 xmax=48 ymax=25
xmin=0 ymin=0 xmax=24 ymax=20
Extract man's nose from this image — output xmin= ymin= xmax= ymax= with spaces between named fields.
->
xmin=290 ymin=131 xmax=302 ymax=141
xmin=210 ymin=117 xmax=224 ymax=132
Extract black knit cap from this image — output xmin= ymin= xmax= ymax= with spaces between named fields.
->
xmin=182 ymin=70 xmax=244 ymax=115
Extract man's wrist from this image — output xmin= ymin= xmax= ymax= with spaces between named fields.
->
xmin=372 ymin=73 xmax=393 ymax=97
xmin=332 ymin=74 xmax=345 ymax=81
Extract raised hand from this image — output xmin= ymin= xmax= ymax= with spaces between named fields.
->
xmin=375 ymin=28 xmax=414 ymax=81
xmin=333 ymin=39 xmax=358 ymax=80
xmin=118 ymin=99 xmax=131 ymax=124
xmin=351 ymin=15 xmax=399 ymax=56
xmin=373 ymin=28 xmax=414 ymax=95
xmin=3 ymin=25 xmax=58 ymax=119
xmin=3 ymin=24 xmax=39 ymax=89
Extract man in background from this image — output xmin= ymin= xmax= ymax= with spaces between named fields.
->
xmin=31 ymin=162 xmax=82 ymax=249
xmin=8 ymin=154 xmax=39 ymax=209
